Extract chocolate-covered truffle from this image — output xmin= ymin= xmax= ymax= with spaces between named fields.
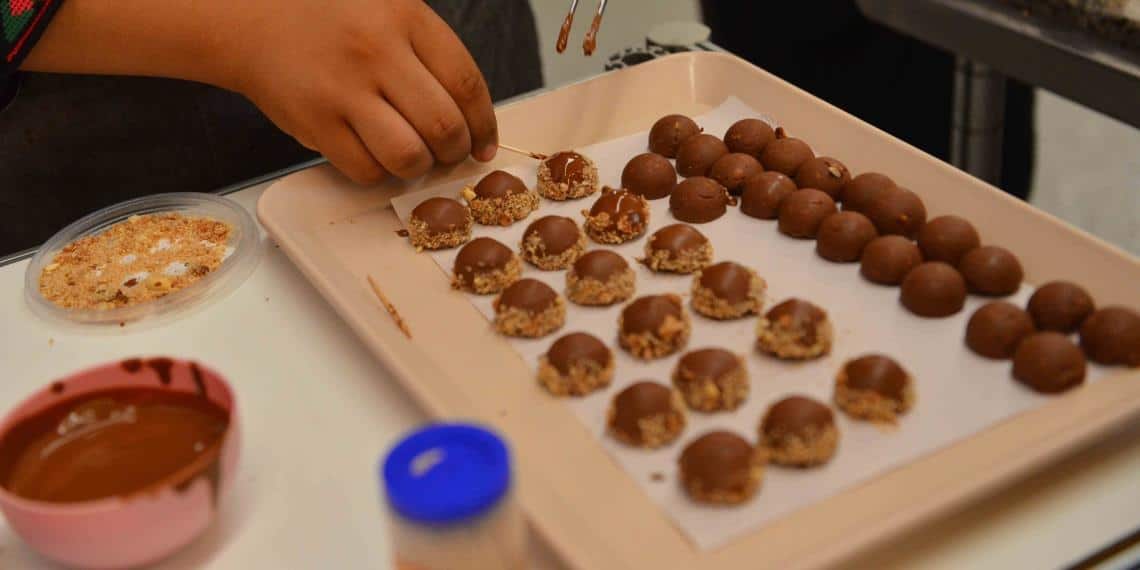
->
xmin=583 ymin=187 xmax=650 ymax=244
xmin=537 ymin=332 xmax=615 ymax=396
xmin=408 ymin=196 xmax=472 ymax=250
xmin=691 ymin=261 xmax=765 ymax=320
xmin=841 ymin=172 xmax=896 ymax=213
xmin=493 ymin=278 xmax=566 ymax=338
xmin=778 ymin=189 xmax=838 ymax=239
xmin=643 ymin=224 xmax=714 ymax=274
xmin=673 ymin=348 xmax=749 ymax=412
xmin=860 ymin=236 xmax=922 ymax=285
xmin=958 ymin=246 xmax=1023 ymax=296
xmin=965 ymin=301 xmax=1036 ymax=359
xmin=676 ymin=134 xmax=730 ymax=178
xmin=834 ymin=354 xmax=914 ymax=423
xmin=520 ymin=215 xmax=586 ymax=270
xmin=794 ymin=157 xmax=850 ymax=199
xmin=1080 ymin=307 xmax=1140 ymax=367
xmin=739 ymin=171 xmax=796 ymax=220
xmin=916 ymin=215 xmax=980 ymax=265
xmin=461 ymin=170 xmax=539 ymax=226
xmin=566 ymin=250 xmax=635 ymax=306
xmin=1013 ymin=332 xmax=1087 ymax=393
xmin=451 ymin=237 xmax=522 ymax=294
xmin=619 ymin=294 xmax=691 ymax=359
xmin=900 ymin=262 xmax=967 ymax=318
xmin=1027 ymin=281 xmax=1095 ymax=333
xmin=621 ymin=153 xmax=677 ymax=200
xmin=649 ymin=114 xmax=701 ymax=158
xmin=709 ymin=153 xmax=763 ymax=196
xmin=865 ymin=187 xmax=927 ymax=238
xmin=537 ymin=151 xmax=599 ymax=200
xmin=755 ymin=299 xmax=833 ymax=360
xmin=759 ymin=396 xmax=838 ymax=467
xmin=670 ymin=176 xmax=730 ymax=224
xmin=724 ymin=118 xmax=775 ymax=157
xmin=816 ymin=211 xmax=878 ymax=263
xmin=759 ymin=129 xmax=814 ymax=176
xmin=608 ymin=381 xmax=686 ymax=448
xmin=678 ymin=431 xmax=764 ymax=505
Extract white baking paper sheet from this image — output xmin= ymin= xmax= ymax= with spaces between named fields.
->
xmin=390 ymin=97 xmax=1107 ymax=551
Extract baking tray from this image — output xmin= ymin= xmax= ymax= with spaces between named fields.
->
xmin=257 ymin=52 xmax=1140 ymax=569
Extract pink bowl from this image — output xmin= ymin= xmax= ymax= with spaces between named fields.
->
xmin=0 ymin=357 xmax=241 ymax=569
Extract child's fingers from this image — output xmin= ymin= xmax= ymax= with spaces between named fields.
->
xmin=378 ymin=47 xmax=472 ymax=166
xmin=349 ymin=96 xmax=435 ymax=179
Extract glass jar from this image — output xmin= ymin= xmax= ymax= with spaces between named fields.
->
xmin=381 ymin=423 xmax=527 ymax=570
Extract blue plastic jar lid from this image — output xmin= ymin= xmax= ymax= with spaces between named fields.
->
xmin=382 ymin=423 xmax=511 ymax=525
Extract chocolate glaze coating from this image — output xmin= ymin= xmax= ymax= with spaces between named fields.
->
xmin=794 ymin=157 xmax=850 ymax=199
xmin=678 ymin=348 xmax=741 ymax=380
xmin=739 ymin=171 xmax=796 ymax=219
xmin=649 ymin=114 xmax=700 ymax=158
xmin=1013 ymin=332 xmax=1087 ymax=393
xmin=473 ymin=170 xmax=527 ymax=198
xmin=647 ymin=224 xmax=708 ymax=256
xmin=900 ymin=262 xmax=968 ymax=317
xmin=497 ymin=278 xmax=558 ymax=313
xmin=778 ymin=189 xmax=838 ymax=239
xmin=724 ymin=118 xmax=774 ymax=157
xmin=621 ymin=153 xmax=677 ymax=200
xmin=676 ymin=134 xmax=730 ymax=178
xmin=587 ymin=187 xmax=649 ymax=235
xmin=865 ymin=187 xmax=927 ymax=238
xmin=759 ymin=133 xmax=814 ymax=176
xmin=844 ymin=354 xmax=908 ymax=400
xmin=761 ymin=396 xmax=834 ymax=437
xmin=916 ymin=215 xmax=980 ymax=265
xmin=679 ymin=431 xmax=755 ymax=493
xmin=816 ymin=211 xmax=877 ymax=262
xmin=1080 ymin=307 xmax=1140 ymax=366
xmin=544 ymin=151 xmax=589 ymax=185
xmin=610 ymin=381 xmax=676 ymax=439
xmin=572 ymin=250 xmax=629 ymax=281
xmin=699 ymin=261 xmax=753 ymax=303
xmin=412 ymin=197 xmax=469 ymax=234
xmin=1028 ymin=281 xmax=1095 ymax=333
xmin=523 ymin=215 xmax=581 ymax=255
xmin=860 ymin=236 xmax=923 ymax=285
xmin=765 ymin=299 xmax=826 ymax=334
xmin=966 ymin=301 xmax=1037 ymax=359
xmin=958 ymin=246 xmax=1023 ymax=296
xmin=709 ymin=153 xmax=763 ymax=196
xmin=454 ymin=237 xmax=513 ymax=285
xmin=547 ymin=332 xmax=611 ymax=374
xmin=841 ymin=172 xmax=896 ymax=213
xmin=621 ymin=294 xmax=683 ymax=335
xmin=670 ymin=177 xmax=730 ymax=224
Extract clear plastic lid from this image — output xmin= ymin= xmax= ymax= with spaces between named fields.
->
xmin=24 ymin=193 xmax=261 ymax=330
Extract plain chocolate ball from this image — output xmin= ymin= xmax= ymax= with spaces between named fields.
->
xmin=860 ymin=236 xmax=923 ymax=285
xmin=917 ymin=215 xmax=981 ymax=265
xmin=1080 ymin=307 xmax=1140 ymax=367
xmin=724 ymin=118 xmax=775 ymax=157
xmin=739 ymin=171 xmax=796 ymax=220
xmin=841 ymin=172 xmax=896 ymax=213
xmin=816 ymin=211 xmax=878 ymax=263
xmin=900 ymin=262 xmax=967 ymax=317
xmin=676 ymin=134 xmax=729 ymax=178
xmin=760 ymin=132 xmax=814 ymax=176
xmin=965 ymin=301 xmax=1036 ymax=359
xmin=1013 ymin=332 xmax=1087 ymax=393
xmin=794 ymin=156 xmax=851 ymax=199
xmin=778 ymin=189 xmax=837 ymax=239
xmin=709 ymin=153 xmax=763 ymax=196
xmin=958 ymin=246 xmax=1023 ymax=296
xmin=670 ymin=177 xmax=730 ymax=224
xmin=621 ymin=152 xmax=677 ymax=200
xmin=1027 ymin=281 xmax=1095 ymax=333
xmin=649 ymin=114 xmax=700 ymax=158
xmin=865 ymin=187 xmax=927 ymax=238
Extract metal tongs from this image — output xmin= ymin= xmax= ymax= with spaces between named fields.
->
xmin=556 ymin=0 xmax=608 ymax=56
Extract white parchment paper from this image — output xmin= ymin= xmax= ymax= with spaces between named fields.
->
xmin=390 ymin=98 xmax=1106 ymax=550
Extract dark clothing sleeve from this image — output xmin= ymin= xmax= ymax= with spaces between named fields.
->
xmin=2 ymin=0 xmax=63 ymax=83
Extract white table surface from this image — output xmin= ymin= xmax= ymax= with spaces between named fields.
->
xmin=2 ymin=179 xmax=1138 ymax=570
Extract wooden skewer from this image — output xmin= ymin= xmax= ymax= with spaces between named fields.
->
xmin=556 ymin=0 xmax=580 ymax=54
xmin=498 ymin=143 xmax=548 ymax=161
xmin=582 ymin=0 xmax=608 ymax=56
xmin=367 ymin=275 xmax=412 ymax=339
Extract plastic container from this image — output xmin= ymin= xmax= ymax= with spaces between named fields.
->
xmin=381 ymin=423 xmax=527 ymax=570
xmin=24 ymin=192 xmax=260 ymax=330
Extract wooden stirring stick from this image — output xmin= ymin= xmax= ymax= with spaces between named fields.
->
xmin=556 ymin=0 xmax=580 ymax=53
xmin=582 ymin=0 xmax=608 ymax=56
xmin=498 ymin=143 xmax=548 ymax=161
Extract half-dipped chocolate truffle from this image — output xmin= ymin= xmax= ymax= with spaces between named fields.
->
xmin=670 ymin=177 xmax=730 ymax=224
xmin=565 ymin=250 xmax=636 ymax=306
xmin=724 ymin=118 xmax=775 ymax=157
xmin=834 ymin=354 xmax=914 ymax=423
xmin=794 ymin=157 xmax=850 ymax=199
xmin=916 ymin=215 xmax=980 ymax=265
xmin=1027 ymin=281 xmax=1095 ymax=333
xmin=759 ymin=128 xmax=814 ymax=176
xmin=451 ymin=237 xmax=522 ymax=294
xmin=860 ymin=235 xmax=922 ymax=285
xmin=536 ymin=151 xmax=599 ymax=200
xmin=778 ymin=189 xmax=838 ymax=239
xmin=676 ymin=134 xmax=729 ymax=178
xmin=673 ymin=348 xmax=749 ymax=412
xmin=621 ymin=152 xmax=677 ymax=200
xmin=759 ymin=396 xmax=838 ymax=467
xmin=678 ymin=431 xmax=764 ymax=505
xmin=608 ymin=381 xmax=686 ymax=448
xmin=1080 ymin=307 xmax=1140 ymax=367
xmin=740 ymin=171 xmax=796 ymax=219
xmin=958 ymin=246 xmax=1023 ymax=296
xmin=619 ymin=294 xmax=691 ymax=359
xmin=537 ymin=332 xmax=615 ymax=396
xmin=709 ymin=153 xmax=763 ymax=196
xmin=965 ymin=301 xmax=1036 ymax=359
xmin=756 ymin=299 xmax=833 ymax=360
xmin=841 ymin=172 xmax=896 ymax=213
xmin=582 ymin=187 xmax=650 ymax=244
xmin=643 ymin=224 xmax=714 ymax=274
xmin=691 ymin=261 xmax=766 ymax=320
xmin=520 ymin=215 xmax=586 ymax=270
xmin=865 ymin=187 xmax=927 ymax=238
xmin=816 ymin=211 xmax=878 ymax=262
xmin=461 ymin=170 xmax=539 ymax=226
xmin=408 ymin=196 xmax=472 ymax=250
xmin=1013 ymin=332 xmax=1087 ymax=393
xmin=649 ymin=114 xmax=701 ymax=158
xmin=900 ymin=262 xmax=968 ymax=318
xmin=493 ymin=278 xmax=566 ymax=338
